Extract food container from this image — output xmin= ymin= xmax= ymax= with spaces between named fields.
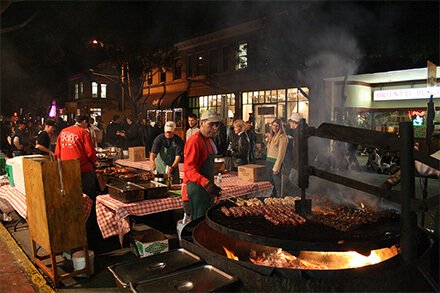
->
xmin=107 ymin=181 xmax=145 ymax=203
xmin=153 ymin=173 xmax=172 ymax=187
xmin=129 ymin=265 xmax=238 ymax=293
xmin=135 ymin=181 xmax=168 ymax=199
xmin=108 ymin=248 xmax=204 ymax=290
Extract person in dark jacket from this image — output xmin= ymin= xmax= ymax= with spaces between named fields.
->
xmin=118 ymin=115 xmax=142 ymax=149
xmin=141 ymin=118 xmax=155 ymax=155
xmin=231 ymin=119 xmax=250 ymax=169
xmin=11 ymin=120 xmax=29 ymax=157
xmin=105 ymin=115 xmax=124 ymax=148
xmin=245 ymin=121 xmax=256 ymax=163
xmin=213 ymin=120 xmax=228 ymax=157
xmin=34 ymin=120 xmax=56 ymax=156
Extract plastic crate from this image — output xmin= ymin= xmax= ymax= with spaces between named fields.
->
xmin=6 ymin=164 xmax=14 ymax=186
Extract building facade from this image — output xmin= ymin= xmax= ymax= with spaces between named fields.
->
xmin=66 ymin=72 xmax=120 ymax=124
xmin=324 ymin=67 xmax=440 ymax=147
xmin=140 ymin=19 xmax=310 ymax=138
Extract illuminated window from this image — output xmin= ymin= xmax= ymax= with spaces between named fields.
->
xmin=80 ymin=82 xmax=84 ymax=96
xmin=92 ymin=82 xmax=98 ymax=98
xmin=235 ymin=42 xmax=248 ymax=70
xmin=74 ymin=84 xmax=79 ymax=100
xmin=90 ymin=108 xmax=102 ymax=119
xmin=100 ymin=84 xmax=107 ymax=98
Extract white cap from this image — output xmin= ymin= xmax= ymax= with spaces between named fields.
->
xmin=288 ymin=112 xmax=303 ymax=122
xmin=200 ymin=110 xmax=222 ymax=122
xmin=164 ymin=121 xmax=176 ymax=132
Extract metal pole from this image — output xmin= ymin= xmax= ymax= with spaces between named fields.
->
xmin=399 ymin=121 xmax=417 ymax=264
xmin=121 ymin=64 xmax=126 ymax=113
xmin=295 ymin=118 xmax=311 ymax=213
xmin=421 ymin=95 xmax=435 ymax=226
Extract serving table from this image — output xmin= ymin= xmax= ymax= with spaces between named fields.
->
xmin=0 ymin=176 xmax=93 ymax=221
xmin=96 ymin=174 xmax=273 ymax=244
xmin=115 ymin=159 xmax=185 ymax=179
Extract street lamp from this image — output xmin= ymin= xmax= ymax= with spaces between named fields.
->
xmin=89 ymin=68 xmax=126 ymax=113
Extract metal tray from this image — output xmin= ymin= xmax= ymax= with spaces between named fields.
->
xmin=107 ymin=181 xmax=145 ymax=203
xmin=134 ymin=181 xmax=169 ymax=199
xmin=108 ymin=248 xmax=203 ymax=289
xmin=130 ymin=265 xmax=238 ymax=293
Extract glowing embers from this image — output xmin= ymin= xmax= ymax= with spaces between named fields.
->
xmin=223 ymin=246 xmax=399 ymax=270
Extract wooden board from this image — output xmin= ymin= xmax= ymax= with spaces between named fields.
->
xmin=24 ymin=159 xmax=50 ymax=249
xmin=24 ymin=158 xmax=87 ymax=253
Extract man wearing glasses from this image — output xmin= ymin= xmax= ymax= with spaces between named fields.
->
xmin=182 ymin=110 xmax=223 ymax=220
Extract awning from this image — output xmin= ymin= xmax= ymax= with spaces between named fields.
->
xmin=144 ymin=93 xmax=165 ymax=110
xmin=159 ymin=91 xmax=186 ymax=109
xmin=144 ymin=91 xmax=186 ymax=110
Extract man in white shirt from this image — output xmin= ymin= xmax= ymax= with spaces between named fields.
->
xmin=186 ymin=113 xmax=199 ymax=141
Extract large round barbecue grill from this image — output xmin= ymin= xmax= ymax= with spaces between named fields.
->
xmin=178 ymin=121 xmax=439 ymax=292
xmin=205 ymin=196 xmax=401 ymax=253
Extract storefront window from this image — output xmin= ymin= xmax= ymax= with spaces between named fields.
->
xmin=277 ymin=89 xmax=286 ymax=102
xmin=190 ymin=93 xmax=235 ymax=126
xmin=89 ymin=108 xmax=101 ymax=122
xmin=174 ymin=109 xmax=183 ymax=128
xmin=243 ymin=87 xmax=309 ymax=133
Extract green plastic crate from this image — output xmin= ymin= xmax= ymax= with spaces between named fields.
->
xmin=6 ymin=164 xmax=14 ymax=186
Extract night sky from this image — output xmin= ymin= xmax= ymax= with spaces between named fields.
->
xmin=1 ymin=1 xmax=439 ymax=116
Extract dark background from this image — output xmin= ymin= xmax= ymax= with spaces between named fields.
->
xmin=1 ymin=1 xmax=439 ymax=116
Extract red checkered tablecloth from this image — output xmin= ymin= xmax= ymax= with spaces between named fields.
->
xmin=96 ymin=195 xmax=183 ymax=243
xmin=115 ymin=159 xmax=153 ymax=171
xmin=96 ymin=174 xmax=273 ymax=244
xmin=0 ymin=181 xmax=93 ymax=221
xmin=116 ymin=159 xmax=187 ymax=179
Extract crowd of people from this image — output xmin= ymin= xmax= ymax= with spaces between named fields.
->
xmin=0 ymin=110 xmax=307 ymax=245
xmin=0 ymin=110 xmax=307 ymax=193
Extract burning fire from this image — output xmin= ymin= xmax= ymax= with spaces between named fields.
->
xmin=360 ymin=202 xmax=365 ymax=210
xmin=223 ymin=246 xmax=239 ymax=260
xmin=224 ymin=246 xmax=399 ymax=270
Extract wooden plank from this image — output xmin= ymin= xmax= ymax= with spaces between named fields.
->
xmin=42 ymin=159 xmax=86 ymax=253
xmin=313 ymin=123 xmax=400 ymax=151
xmin=24 ymin=158 xmax=87 ymax=254
xmin=309 ymin=167 xmax=401 ymax=203
xmin=24 ymin=158 xmax=50 ymax=250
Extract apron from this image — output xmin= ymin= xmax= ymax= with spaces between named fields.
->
xmin=188 ymin=135 xmax=215 ymax=219
xmin=155 ymin=139 xmax=180 ymax=184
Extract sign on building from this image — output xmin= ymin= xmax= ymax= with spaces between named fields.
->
xmin=427 ymin=60 xmax=437 ymax=87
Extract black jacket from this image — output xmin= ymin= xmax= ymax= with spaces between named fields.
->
xmin=125 ymin=123 xmax=143 ymax=148
xmin=106 ymin=121 xmax=124 ymax=147
xmin=232 ymin=132 xmax=250 ymax=165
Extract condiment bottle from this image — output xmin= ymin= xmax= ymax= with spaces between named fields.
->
xmin=217 ymin=172 xmax=222 ymax=184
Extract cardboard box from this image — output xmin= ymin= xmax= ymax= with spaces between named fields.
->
xmin=238 ymin=164 xmax=267 ymax=182
xmin=128 ymin=147 xmax=146 ymax=162
xmin=131 ymin=228 xmax=169 ymax=258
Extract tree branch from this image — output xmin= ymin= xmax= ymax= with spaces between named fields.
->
xmin=1 ymin=11 xmax=39 ymax=34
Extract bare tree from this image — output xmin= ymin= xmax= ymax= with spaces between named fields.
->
xmin=1 ymin=1 xmax=39 ymax=34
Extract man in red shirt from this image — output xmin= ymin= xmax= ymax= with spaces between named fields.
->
xmin=183 ymin=110 xmax=222 ymax=220
xmin=55 ymin=114 xmax=97 ymax=198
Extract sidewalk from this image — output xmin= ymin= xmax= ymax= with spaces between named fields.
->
xmin=0 ymin=221 xmax=54 ymax=293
